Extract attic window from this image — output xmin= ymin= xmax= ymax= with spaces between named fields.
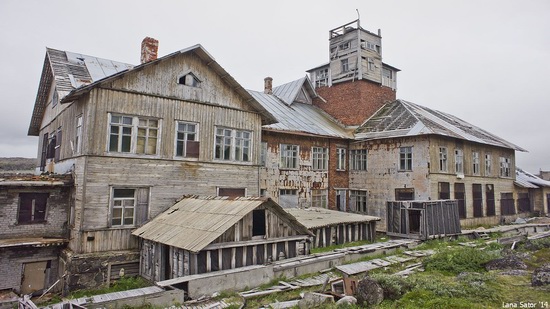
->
xmin=178 ymin=73 xmax=201 ymax=87
xmin=52 ymin=88 xmax=59 ymax=107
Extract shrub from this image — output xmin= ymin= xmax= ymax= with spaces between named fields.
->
xmin=370 ymin=273 xmax=412 ymax=300
xmin=423 ymin=246 xmax=499 ymax=275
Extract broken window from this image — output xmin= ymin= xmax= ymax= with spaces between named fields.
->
xmin=350 ymin=149 xmax=367 ymax=171
xmin=316 ymin=68 xmax=329 ymax=87
xmin=339 ymin=41 xmax=350 ymax=50
xmin=75 ymin=115 xmax=82 ymax=154
xmin=18 ymin=193 xmax=48 ymax=224
xmin=472 ymin=151 xmax=480 ymax=175
xmin=399 ymin=147 xmax=412 ymax=171
xmin=175 ymin=121 xmax=199 ymax=158
xmin=218 ymin=188 xmax=246 ymax=198
xmin=280 ymin=144 xmax=299 ymax=169
xmin=215 ymin=127 xmax=251 ymax=162
xmin=395 ymin=188 xmax=415 ymax=201
xmin=252 ymin=209 xmax=266 ymax=236
xmin=178 ymin=73 xmax=201 ymax=87
xmin=109 ymin=114 xmax=160 ymax=155
xmin=499 ymin=156 xmax=510 ymax=177
xmin=350 ymin=190 xmax=367 ymax=213
xmin=311 ymin=189 xmax=328 ymax=208
xmin=485 ymin=154 xmax=492 ymax=176
xmin=439 ymin=147 xmax=448 ymax=172
xmin=336 ymin=190 xmax=347 ymax=211
xmin=336 ymin=148 xmax=346 ymax=171
xmin=54 ymin=127 xmax=62 ymax=161
xmin=455 ymin=149 xmax=463 ymax=174
xmin=312 ymin=147 xmax=328 ymax=170
xmin=341 ymin=59 xmax=349 ymax=73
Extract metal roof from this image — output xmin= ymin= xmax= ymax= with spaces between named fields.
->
xmin=132 ymin=196 xmax=311 ymax=253
xmin=355 ymin=99 xmax=526 ymax=151
xmin=272 ymin=76 xmax=317 ymax=106
xmin=285 ymin=207 xmax=380 ymax=229
xmin=515 ymin=168 xmax=550 ymax=188
xmin=249 ymin=78 xmax=351 ymax=139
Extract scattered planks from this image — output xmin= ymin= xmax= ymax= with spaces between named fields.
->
xmin=336 ymin=250 xmax=434 ymax=276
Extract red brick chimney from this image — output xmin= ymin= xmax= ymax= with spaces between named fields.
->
xmin=140 ymin=37 xmax=159 ymax=64
xmin=264 ymin=77 xmax=273 ymax=94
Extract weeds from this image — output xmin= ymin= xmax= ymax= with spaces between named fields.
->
xmin=423 ymin=246 xmax=499 ymax=275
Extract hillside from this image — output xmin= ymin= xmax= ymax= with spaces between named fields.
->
xmin=0 ymin=157 xmax=37 ymax=173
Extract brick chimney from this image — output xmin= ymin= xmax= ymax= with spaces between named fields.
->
xmin=140 ymin=37 xmax=159 ymax=64
xmin=264 ymin=77 xmax=273 ymax=94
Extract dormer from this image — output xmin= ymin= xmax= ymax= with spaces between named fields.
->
xmin=177 ymin=71 xmax=201 ymax=88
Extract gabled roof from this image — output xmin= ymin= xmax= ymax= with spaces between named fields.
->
xmin=132 ymin=196 xmax=311 ymax=253
xmin=249 ymin=77 xmax=351 ymax=139
xmin=272 ymin=76 xmax=317 ymax=106
xmin=29 ymin=45 xmax=276 ymax=135
xmin=355 ymin=99 xmax=526 ymax=151
xmin=515 ymin=168 xmax=550 ymax=188
xmin=285 ymin=207 xmax=380 ymax=229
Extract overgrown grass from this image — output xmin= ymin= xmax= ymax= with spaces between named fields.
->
xmin=68 ymin=276 xmax=150 ymax=299
xmin=423 ymin=246 xmax=499 ymax=275
xmin=310 ymin=239 xmax=375 ymax=254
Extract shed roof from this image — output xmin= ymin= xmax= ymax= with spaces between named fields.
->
xmin=285 ymin=207 xmax=380 ymax=229
xmin=355 ymin=99 xmax=526 ymax=151
xmin=515 ymin=168 xmax=550 ymax=188
xmin=132 ymin=196 xmax=311 ymax=253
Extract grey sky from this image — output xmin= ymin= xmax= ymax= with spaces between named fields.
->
xmin=1 ymin=0 xmax=548 ymax=173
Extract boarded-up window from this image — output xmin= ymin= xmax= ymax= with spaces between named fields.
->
xmin=454 ymin=183 xmax=466 ymax=218
xmin=517 ymin=193 xmax=530 ymax=213
xmin=252 ymin=209 xmax=266 ymax=236
xmin=486 ymin=184 xmax=495 ymax=216
xmin=438 ymin=182 xmax=450 ymax=200
xmin=40 ymin=133 xmax=48 ymax=171
xmin=473 ymin=184 xmax=483 ymax=217
xmin=218 ymin=188 xmax=246 ymax=198
xmin=501 ymin=192 xmax=515 ymax=215
xmin=395 ymin=188 xmax=414 ymax=201
xmin=18 ymin=193 xmax=49 ymax=223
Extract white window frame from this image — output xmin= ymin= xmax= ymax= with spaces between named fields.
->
xmin=455 ymin=149 xmax=464 ymax=174
xmin=485 ymin=154 xmax=492 ymax=176
xmin=472 ymin=151 xmax=480 ymax=175
xmin=399 ymin=147 xmax=413 ymax=171
xmin=350 ymin=149 xmax=367 ymax=171
xmin=110 ymin=188 xmax=136 ymax=227
xmin=214 ymin=127 xmax=252 ymax=162
xmin=75 ymin=115 xmax=82 ymax=154
xmin=311 ymin=189 xmax=328 ymax=208
xmin=312 ymin=147 xmax=328 ymax=171
xmin=336 ymin=148 xmax=346 ymax=171
xmin=439 ymin=147 xmax=448 ymax=172
xmin=175 ymin=121 xmax=199 ymax=158
xmin=108 ymin=114 xmax=160 ymax=155
xmin=500 ymin=156 xmax=511 ymax=177
xmin=280 ymin=144 xmax=299 ymax=169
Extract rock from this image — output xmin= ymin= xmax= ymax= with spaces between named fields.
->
xmin=355 ymin=277 xmax=384 ymax=306
xmin=336 ymin=296 xmax=357 ymax=306
xmin=298 ymin=292 xmax=334 ymax=309
xmin=500 ymin=270 xmax=529 ymax=276
xmin=513 ymin=217 xmax=527 ymax=224
xmin=485 ymin=254 xmax=527 ymax=270
xmin=532 ymin=263 xmax=550 ymax=286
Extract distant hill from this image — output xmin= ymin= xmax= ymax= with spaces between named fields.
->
xmin=0 ymin=157 xmax=37 ymax=173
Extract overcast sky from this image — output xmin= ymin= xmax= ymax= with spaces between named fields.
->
xmin=1 ymin=0 xmax=549 ymax=173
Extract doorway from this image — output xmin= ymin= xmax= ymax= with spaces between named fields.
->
xmin=21 ymin=261 xmax=49 ymax=295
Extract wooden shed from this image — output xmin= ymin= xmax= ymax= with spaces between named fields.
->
xmin=285 ymin=207 xmax=380 ymax=248
xmin=386 ymin=200 xmax=462 ymax=240
xmin=132 ymin=196 xmax=312 ymax=282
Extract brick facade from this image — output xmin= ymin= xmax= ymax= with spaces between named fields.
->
xmin=314 ymin=80 xmax=396 ymax=126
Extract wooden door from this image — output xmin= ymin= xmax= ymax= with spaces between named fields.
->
xmin=21 ymin=261 xmax=48 ymax=295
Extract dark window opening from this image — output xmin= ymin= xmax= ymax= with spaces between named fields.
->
xmin=218 ymin=188 xmax=246 ymax=198
xmin=252 ymin=209 xmax=266 ymax=236
xmin=486 ymin=184 xmax=495 ymax=216
xmin=517 ymin=193 xmax=530 ymax=213
xmin=395 ymin=188 xmax=414 ymax=201
xmin=40 ymin=133 xmax=48 ymax=171
xmin=473 ymin=184 xmax=483 ymax=217
xmin=178 ymin=73 xmax=201 ymax=87
xmin=438 ymin=182 xmax=450 ymax=199
xmin=454 ymin=183 xmax=466 ymax=218
xmin=408 ymin=209 xmax=421 ymax=234
xmin=501 ymin=192 xmax=515 ymax=215
xmin=18 ymin=193 xmax=49 ymax=223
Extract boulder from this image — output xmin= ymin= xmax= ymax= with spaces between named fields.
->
xmin=336 ymin=296 xmax=357 ymax=306
xmin=298 ymin=292 xmax=334 ymax=309
xmin=485 ymin=254 xmax=527 ymax=271
xmin=355 ymin=277 xmax=384 ymax=306
xmin=532 ymin=263 xmax=550 ymax=287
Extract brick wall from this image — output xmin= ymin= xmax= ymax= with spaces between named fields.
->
xmin=314 ymin=79 xmax=396 ymax=126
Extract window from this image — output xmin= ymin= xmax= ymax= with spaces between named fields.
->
xmin=75 ymin=115 xmax=82 ymax=154
xmin=18 ymin=193 xmax=48 ymax=224
xmin=279 ymin=189 xmax=298 ymax=208
xmin=500 ymin=192 xmax=515 ymax=215
xmin=40 ymin=133 xmax=48 ymax=171
xmin=111 ymin=189 xmax=136 ymax=226
xmin=472 ymin=151 xmax=480 ymax=175
xmin=280 ymin=144 xmax=299 ymax=169
xmin=366 ymin=41 xmax=376 ymax=51
xmin=350 ymin=149 xmax=367 ymax=170
xmin=500 ymin=157 xmax=510 ymax=177
xmin=485 ymin=154 xmax=492 ymax=176
xmin=312 ymin=147 xmax=328 ymax=170
xmin=336 ymin=190 xmax=347 ymax=211
xmin=438 ymin=182 xmax=450 ymax=199
xmin=260 ymin=142 xmax=268 ymax=166
xmin=473 ymin=184 xmax=483 ymax=217
xmin=252 ymin=209 xmax=266 ymax=236
xmin=382 ymin=68 xmax=393 ymax=79
xmin=215 ymin=127 xmax=251 ymax=162
xmin=367 ymin=58 xmax=375 ymax=71
xmin=52 ymin=88 xmax=58 ymax=107
xmin=218 ymin=188 xmax=246 ymax=198
xmin=311 ymin=189 xmax=328 ymax=208
xmin=178 ymin=73 xmax=201 ymax=87
xmin=455 ymin=183 xmax=466 ymax=218
xmin=399 ymin=147 xmax=412 ymax=171
xmin=108 ymin=114 xmax=159 ymax=155
xmin=395 ymin=188 xmax=415 ymax=200
xmin=341 ymin=59 xmax=349 ymax=72
xmin=455 ymin=149 xmax=463 ymax=174
xmin=439 ymin=147 xmax=448 ymax=172
xmin=316 ymin=68 xmax=329 ymax=87
xmin=175 ymin=121 xmax=199 ymax=158
xmin=350 ymin=190 xmax=367 ymax=213
xmin=336 ymin=148 xmax=346 ymax=171
xmin=54 ymin=127 xmax=62 ymax=162
xmin=339 ymin=41 xmax=350 ymax=50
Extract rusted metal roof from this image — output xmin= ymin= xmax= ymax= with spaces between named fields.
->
xmin=133 ymin=196 xmax=311 ymax=253
xmin=515 ymin=168 xmax=550 ymax=188
xmin=285 ymin=207 xmax=380 ymax=229
xmin=355 ymin=99 xmax=526 ymax=151
xmin=249 ymin=78 xmax=352 ymax=139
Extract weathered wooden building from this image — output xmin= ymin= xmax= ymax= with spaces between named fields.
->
xmin=132 ymin=196 xmax=312 ymax=282
xmin=515 ymin=168 xmax=550 ymax=216
xmin=0 ymin=175 xmax=72 ymax=294
xmin=26 ymin=40 xmax=276 ymax=292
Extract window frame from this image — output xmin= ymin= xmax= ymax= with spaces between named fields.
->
xmin=214 ymin=127 xmax=252 ymax=162
xmin=439 ymin=147 xmax=448 ymax=172
xmin=18 ymin=193 xmax=49 ymax=224
xmin=280 ymin=144 xmax=299 ymax=169
xmin=399 ymin=146 xmax=413 ymax=171
xmin=350 ymin=149 xmax=368 ymax=171
xmin=110 ymin=188 xmax=137 ymax=227
xmin=341 ymin=58 xmax=349 ymax=73
xmin=336 ymin=148 xmax=346 ymax=171
xmin=175 ymin=120 xmax=199 ymax=159
xmin=485 ymin=154 xmax=492 ymax=176
xmin=312 ymin=147 xmax=328 ymax=171
xmin=108 ymin=113 xmax=161 ymax=156
xmin=455 ymin=149 xmax=464 ymax=174
xmin=75 ymin=115 xmax=82 ymax=155
xmin=472 ymin=151 xmax=480 ymax=175
xmin=350 ymin=190 xmax=368 ymax=213
xmin=500 ymin=156 xmax=511 ymax=177
xmin=311 ymin=189 xmax=328 ymax=208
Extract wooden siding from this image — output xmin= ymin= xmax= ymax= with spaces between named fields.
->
xmin=311 ymin=222 xmax=376 ymax=248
